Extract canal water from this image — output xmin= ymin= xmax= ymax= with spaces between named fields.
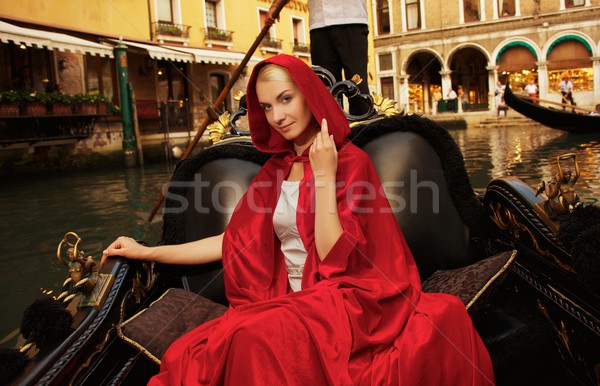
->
xmin=1 ymin=122 xmax=599 ymax=349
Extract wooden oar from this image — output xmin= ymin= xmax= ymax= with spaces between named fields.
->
xmin=524 ymin=93 xmax=595 ymax=114
xmin=147 ymin=0 xmax=288 ymax=222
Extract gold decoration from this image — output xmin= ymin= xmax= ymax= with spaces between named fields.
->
xmin=207 ymin=111 xmax=232 ymax=144
xmin=372 ymin=93 xmax=400 ymax=117
xmin=350 ymin=74 xmax=363 ymax=86
xmin=489 ymin=201 xmax=575 ymax=272
xmin=233 ymin=90 xmax=245 ymax=101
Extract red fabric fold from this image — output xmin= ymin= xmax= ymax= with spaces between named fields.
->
xmin=149 ymin=54 xmax=494 ymax=385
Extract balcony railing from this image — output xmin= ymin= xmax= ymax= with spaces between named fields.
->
xmin=205 ymin=27 xmax=233 ymax=42
xmin=261 ymin=38 xmax=282 ymax=50
xmin=292 ymin=42 xmax=310 ymax=54
xmin=153 ymin=21 xmax=191 ymax=39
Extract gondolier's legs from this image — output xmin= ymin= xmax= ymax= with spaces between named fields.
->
xmin=561 ymin=91 xmax=574 ymax=110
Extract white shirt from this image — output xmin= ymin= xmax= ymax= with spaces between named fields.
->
xmin=308 ymin=0 xmax=368 ymax=30
xmin=524 ymin=83 xmax=538 ymax=94
xmin=273 ymin=180 xmax=307 ymax=292
xmin=559 ymin=80 xmax=573 ymax=93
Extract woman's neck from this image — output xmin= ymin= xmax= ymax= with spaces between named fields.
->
xmin=293 ymin=127 xmax=320 ymax=155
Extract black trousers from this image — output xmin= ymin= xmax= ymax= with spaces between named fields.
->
xmin=561 ymin=91 xmax=574 ymax=108
xmin=310 ymin=24 xmax=369 ymax=114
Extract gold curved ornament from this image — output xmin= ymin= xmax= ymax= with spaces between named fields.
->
xmin=233 ymin=90 xmax=245 ymax=101
xmin=132 ymin=261 xmax=157 ymax=304
xmin=56 ymin=231 xmax=84 ymax=266
xmin=489 ymin=201 xmax=575 ymax=273
xmin=371 ymin=93 xmax=400 ymax=117
xmin=207 ymin=111 xmax=232 ymax=144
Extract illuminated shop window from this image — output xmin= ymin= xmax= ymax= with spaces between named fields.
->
xmin=408 ymin=83 xmax=423 ymax=113
xmin=548 ymin=68 xmax=593 ymax=92
xmin=500 ymin=69 xmax=538 ymax=92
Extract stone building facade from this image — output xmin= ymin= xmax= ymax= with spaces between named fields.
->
xmin=371 ymin=0 xmax=600 ymax=114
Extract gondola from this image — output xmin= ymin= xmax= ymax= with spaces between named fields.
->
xmin=503 ymin=82 xmax=600 ymax=133
xmin=2 ymin=71 xmax=599 ymax=386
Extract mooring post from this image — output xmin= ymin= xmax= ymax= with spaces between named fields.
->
xmin=114 ymin=40 xmax=138 ymax=168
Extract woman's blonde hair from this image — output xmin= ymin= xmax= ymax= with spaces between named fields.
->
xmin=257 ymin=64 xmax=293 ymax=83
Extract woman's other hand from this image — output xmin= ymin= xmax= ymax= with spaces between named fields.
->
xmin=101 ymin=236 xmax=149 ymax=265
xmin=309 ymin=118 xmax=338 ymax=180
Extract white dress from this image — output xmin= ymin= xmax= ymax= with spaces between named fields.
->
xmin=273 ymin=180 xmax=307 ymax=292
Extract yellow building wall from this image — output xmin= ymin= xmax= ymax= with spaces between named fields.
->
xmin=0 ymin=0 xmax=374 ymax=90
xmin=0 ymin=0 xmax=151 ymax=41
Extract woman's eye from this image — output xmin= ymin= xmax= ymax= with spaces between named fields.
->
xmin=261 ymin=104 xmax=272 ymax=111
xmin=281 ymin=96 xmax=291 ymax=103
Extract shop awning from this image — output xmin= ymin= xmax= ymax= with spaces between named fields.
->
xmin=162 ymin=45 xmax=261 ymax=66
xmin=113 ymin=40 xmax=193 ymax=63
xmin=0 ymin=20 xmax=113 ymax=57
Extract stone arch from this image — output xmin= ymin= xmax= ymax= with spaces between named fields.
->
xmin=542 ymin=31 xmax=596 ymax=94
xmin=446 ymin=42 xmax=491 ymax=70
xmin=402 ymin=49 xmax=444 ymax=113
xmin=493 ymin=38 xmax=541 ymax=91
xmin=447 ymin=44 xmax=491 ymax=108
xmin=543 ymin=31 xmax=596 ymax=61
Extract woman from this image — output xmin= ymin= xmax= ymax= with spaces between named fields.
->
xmin=103 ymin=54 xmax=494 ymax=385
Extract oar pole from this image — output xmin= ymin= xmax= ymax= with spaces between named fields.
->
xmin=147 ymin=0 xmax=288 ymax=222
xmin=527 ymin=93 xmax=594 ymax=113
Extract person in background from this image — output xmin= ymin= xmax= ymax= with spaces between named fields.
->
xmin=446 ymin=87 xmax=458 ymax=112
xmin=588 ymin=103 xmax=600 ymax=116
xmin=268 ymin=0 xmax=370 ymax=115
xmin=447 ymin=88 xmax=457 ymax=100
xmin=494 ymin=80 xmax=505 ymax=112
xmin=558 ymin=75 xmax=574 ymax=111
xmin=524 ymin=79 xmax=538 ymax=105
xmin=457 ymin=85 xmax=467 ymax=110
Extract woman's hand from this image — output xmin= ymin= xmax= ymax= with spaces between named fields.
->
xmin=309 ymin=118 xmax=338 ymax=180
xmin=309 ymin=119 xmax=343 ymax=260
xmin=101 ymin=236 xmax=150 ymax=265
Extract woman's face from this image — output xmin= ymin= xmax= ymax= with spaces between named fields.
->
xmin=255 ymin=76 xmax=317 ymax=148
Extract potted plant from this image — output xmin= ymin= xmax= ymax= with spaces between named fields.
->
xmin=73 ymin=93 xmax=97 ymax=115
xmin=0 ymin=90 xmax=22 ymax=116
xmin=45 ymin=91 xmax=74 ymax=115
xmin=90 ymin=94 xmax=109 ymax=115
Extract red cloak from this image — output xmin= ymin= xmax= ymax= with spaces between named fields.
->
xmin=149 ymin=54 xmax=494 ymax=385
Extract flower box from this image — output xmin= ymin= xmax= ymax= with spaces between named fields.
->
xmin=24 ymin=101 xmax=47 ymax=116
xmin=49 ymin=102 xmax=73 ymax=115
xmin=0 ymin=102 xmax=20 ymax=117
xmin=75 ymin=102 xmax=97 ymax=115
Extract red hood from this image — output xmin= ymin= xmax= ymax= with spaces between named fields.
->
xmin=246 ymin=54 xmax=350 ymax=155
